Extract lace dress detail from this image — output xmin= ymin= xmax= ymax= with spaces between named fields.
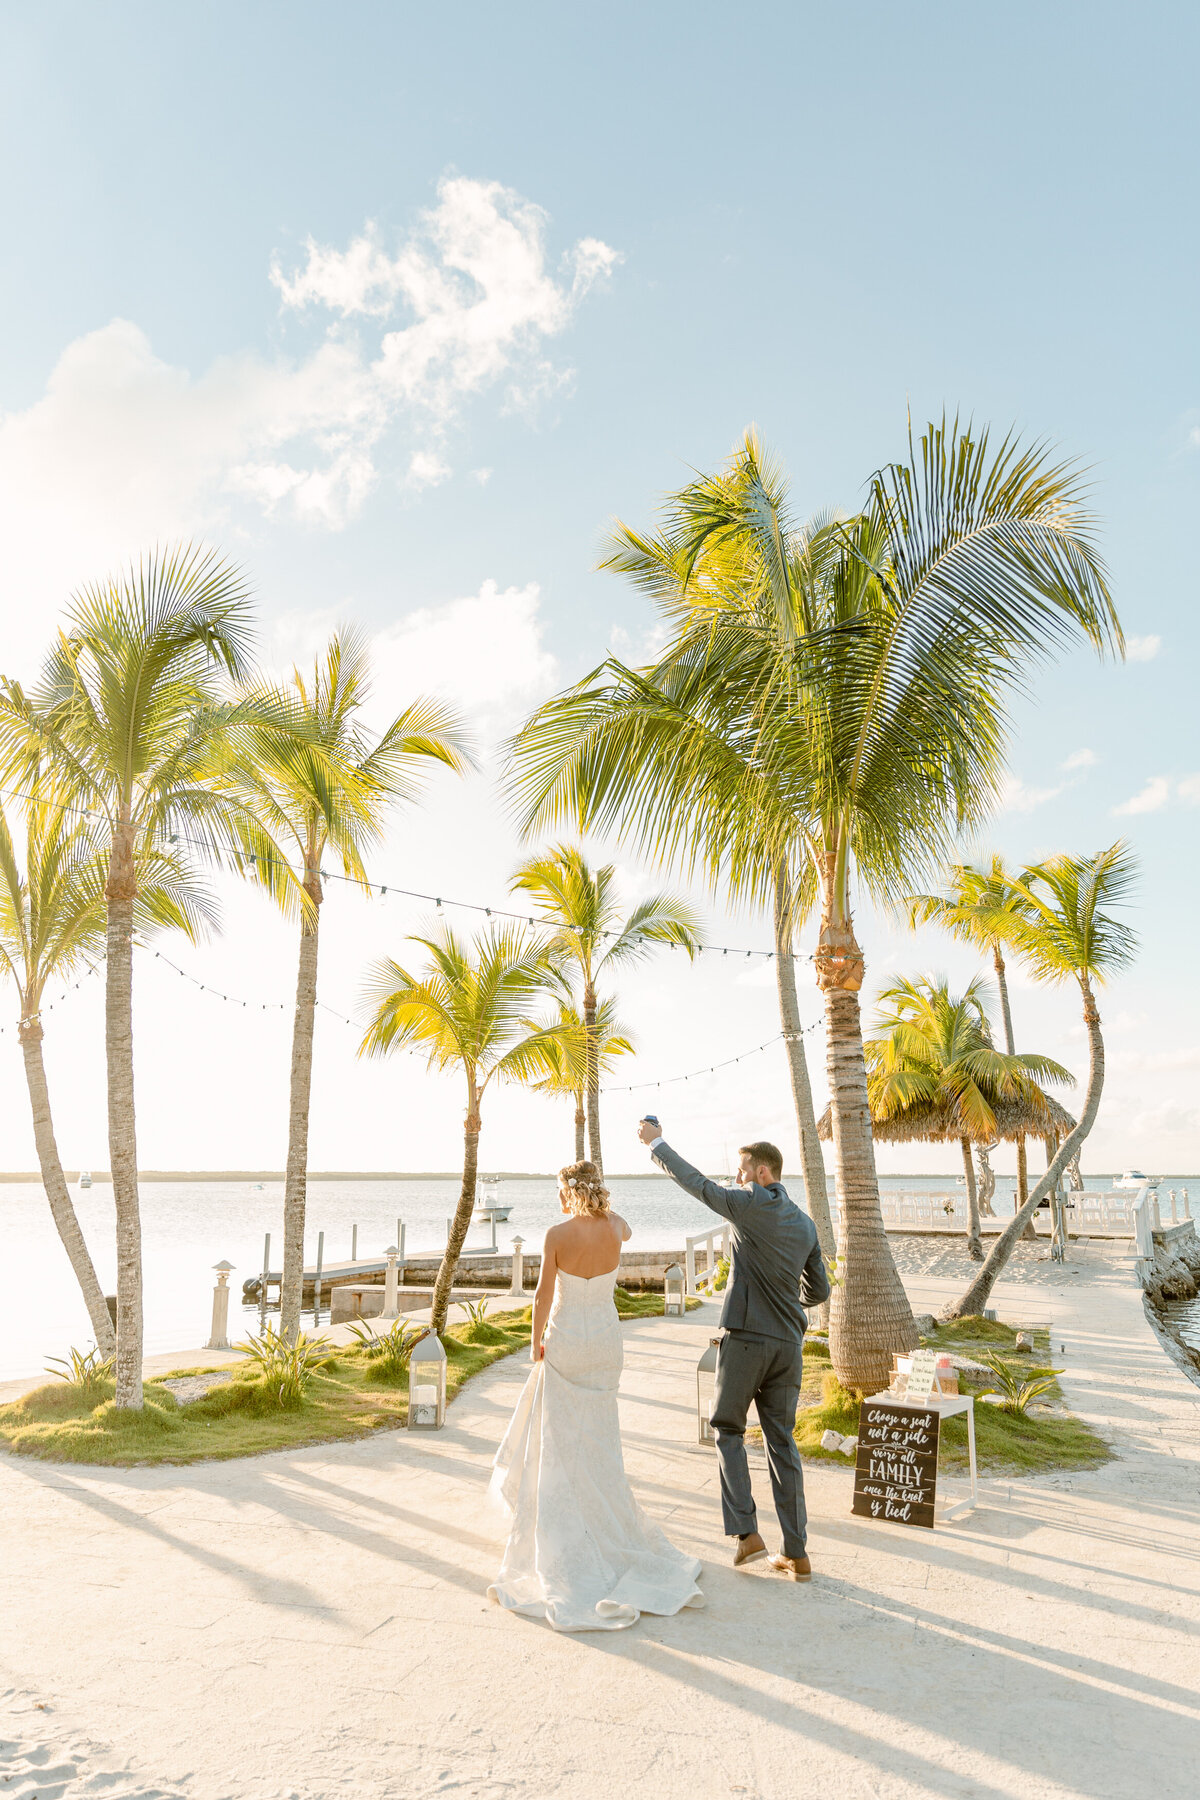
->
xmin=488 ymin=1267 xmax=705 ymax=1632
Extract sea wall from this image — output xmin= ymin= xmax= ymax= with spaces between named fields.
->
xmin=1138 ymin=1220 xmax=1200 ymax=1388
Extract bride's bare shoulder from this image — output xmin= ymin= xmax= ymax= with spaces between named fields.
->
xmin=611 ymin=1212 xmax=633 ymax=1242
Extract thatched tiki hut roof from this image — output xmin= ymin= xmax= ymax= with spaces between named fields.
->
xmin=815 ymin=1093 xmax=1077 ymax=1146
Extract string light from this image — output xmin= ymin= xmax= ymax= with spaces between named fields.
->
xmin=602 ymin=1019 xmax=822 ymax=1094
xmin=0 ymin=780 xmax=814 ymax=963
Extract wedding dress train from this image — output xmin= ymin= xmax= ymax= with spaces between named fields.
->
xmin=488 ymin=1266 xmax=705 ymax=1632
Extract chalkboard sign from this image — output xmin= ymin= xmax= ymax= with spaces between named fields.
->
xmin=852 ymin=1400 xmax=940 ymax=1529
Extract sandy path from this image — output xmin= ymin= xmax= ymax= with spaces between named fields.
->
xmin=3 ymin=1243 xmax=1199 ymax=1800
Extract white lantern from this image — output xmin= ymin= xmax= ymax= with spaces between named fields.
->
xmin=697 ymin=1337 xmax=720 ymax=1443
xmin=408 ymin=1329 xmax=448 ymax=1429
xmin=663 ymin=1263 xmax=686 ymax=1317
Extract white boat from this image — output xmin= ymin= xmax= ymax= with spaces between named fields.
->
xmin=475 ymin=1177 xmax=512 ymax=1223
xmin=1114 ymin=1169 xmax=1159 ymax=1190
xmin=78 ymin=1170 xmax=92 ymax=1189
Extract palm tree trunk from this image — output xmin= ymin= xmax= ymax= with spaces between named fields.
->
xmin=431 ymin=1089 xmax=481 ymax=1335
xmin=817 ymin=867 xmax=917 ymax=1393
xmin=573 ymin=1092 xmax=586 ymax=1163
xmin=773 ymin=870 xmax=833 ymax=1258
xmin=961 ymin=1138 xmax=983 ymax=1261
xmin=106 ymin=815 xmax=142 ymax=1408
xmin=281 ymin=872 xmax=321 ymax=1341
xmin=20 ymin=1017 xmax=115 ymax=1357
xmin=947 ymin=977 xmax=1104 ymax=1318
xmin=994 ymin=945 xmax=1034 ymax=1239
xmin=583 ymin=981 xmax=602 ymax=1174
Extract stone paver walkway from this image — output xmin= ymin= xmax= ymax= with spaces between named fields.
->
xmin=2 ymin=1248 xmax=1199 ymax=1800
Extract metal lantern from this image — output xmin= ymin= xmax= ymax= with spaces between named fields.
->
xmin=407 ymin=1329 xmax=448 ymax=1429
xmin=697 ymin=1337 xmax=721 ymax=1443
xmin=663 ymin=1263 xmax=686 ymax=1317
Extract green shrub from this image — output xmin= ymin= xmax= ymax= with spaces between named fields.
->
xmin=976 ymin=1352 xmax=1061 ymax=1415
xmin=44 ymin=1345 xmax=114 ymax=1406
xmin=235 ymin=1324 xmax=333 ymax=1408
xmin=347 ymin=1317 xmax=424 ymax=1380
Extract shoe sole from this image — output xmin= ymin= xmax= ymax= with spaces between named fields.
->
xmin=771 ymin=1561 xmax=813 ymax=1581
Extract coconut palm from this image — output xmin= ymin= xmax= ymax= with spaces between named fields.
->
xmin=0 ymin=546 xmax=256 ymax=1408
xmin=359 ymin=923 xmax=558 ymax=1334
xmin=529 ymin=982 xmax=634 ymax=1161
xmin=224 ymin=628 xmax=471 ymax=1341
xmin=949 ymin=842 xmax=1138 ymax=1317
xmin=507 ymin=642 xmax=833 ymax=1253
xmin=506 ymin=423 xmax=1122 ymax=1392
xmin=865 ymin=975 xmax=1072 ymax=1260
xmin=509 ymin=845 xmax=701 ymax=1174
xmin=0 ymin=797 xmax=215 ymax=1357
xmin=906 ymin=856 xmax=1038 ymax=1211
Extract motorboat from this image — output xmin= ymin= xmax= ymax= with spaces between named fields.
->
xmin=78 ymin=1170 xmax=93 ymax=1189
xmin=1115 ymin=1169 xmax=1159 ymax=1190
xmin=475 ymin=1177 xmax=511 ymax=1223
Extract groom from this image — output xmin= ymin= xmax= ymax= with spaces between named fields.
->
xmin=638 ymin=1119 xmax=830 ymax=1581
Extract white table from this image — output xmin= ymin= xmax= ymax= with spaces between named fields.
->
xmin=865 ymin=1389 xmax=978 ymax=1521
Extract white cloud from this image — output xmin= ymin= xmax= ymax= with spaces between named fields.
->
xmin=1126 ymin=634 xmax=1161 ymax=662
xmin=1113 ymin=775 xmax=1170 ymax=815
xmin=404 ymin=449 xmax=452 ymax=490
xmin=1178 ymin=774 xmax=1200 ymax=804
xmin=999 ymin=774 xmax=1064 ymax=813
xmin=470 ymin=467 xmax=493 ymax=485
xmin=0 ymin=176 xmax=617 ymax=675
xmin=1062 ymin=747 xmax=1097 ymax=770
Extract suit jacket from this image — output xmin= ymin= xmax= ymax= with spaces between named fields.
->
xmin=652 ymin=1140 xmax=830 ymax=1342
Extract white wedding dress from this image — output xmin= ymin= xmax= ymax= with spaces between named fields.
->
xmin=488 ymin=1266 xmax=705 ymax=1632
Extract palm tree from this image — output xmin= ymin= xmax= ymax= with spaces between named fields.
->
xmin=865 ymin=975 xmax=1072 ymax=1260
xmin=0 ymin=797 xmax=215 ymax=1357
xmin=0 ymin=546 xmax=256 ymax=1408
xmin=529 ymin=981 xmax=634 ymax=1160
xmin=507 ymin=645 xmax=834 ymax=1254
xmin=949 ymin=843 xmax=1138 ymax=1317
xmin=360 ymin=923 xmax=558 ymax=1334
xmin=507 ymin=423 xmax=1122 ymax=1392
xmin=224 ymin=628 xmax=471 ymax=1341
xmin=907 ymin=857 xmax=1037 ymax=1212
xmin=509 ymin=845 xmax=701 ymax=1174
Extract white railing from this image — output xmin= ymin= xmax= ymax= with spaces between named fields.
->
xmin=1132 ymin=1183 xmax=1155 ymax=1259
xmin=684 ymin=1226 xmax=730 ymax=1294
xmin=825 ymin=1188 xmax=1141 ymax=1237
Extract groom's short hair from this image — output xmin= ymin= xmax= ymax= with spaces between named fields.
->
xmin=740 ymin=1141 xmax=783 ymax=1180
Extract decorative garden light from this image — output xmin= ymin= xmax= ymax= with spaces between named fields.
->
xmin=382 ymin=1244 xmax=400 ymax=1320
xmin=207 ymin=1260 xmax=234 ymax=1350
xmin=696 ymin=1337 xmax=720 ymax=1443
xmin=408 ymin=1329 xmax=447 ymax=1429
xmin=663 ymin=1263 xmax=686 ymax=1317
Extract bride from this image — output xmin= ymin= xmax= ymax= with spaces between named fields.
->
xmin=488 ymin=1159 xmax=705 ymax=1632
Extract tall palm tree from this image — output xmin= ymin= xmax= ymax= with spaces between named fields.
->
xmin=509 ymin=845 xmax=701 ymax=1174
xmin=950 ymin=842 xmax=1138 ymax=1317
xmin=225 ymin=628 xmax=471 ymax=1341
xmin=865 ymin=975 xmax=1072 ymax=1261
xmin=907 ymin=856 xmax=1037 ymax=1211
xmin=507 ymin=423 xmax=1122 ymax=1392
xmin=0 ymin=546 xmax=255 ymax=1408
xmin=529 ymin=982 xmax=633 ymax=1161
xmin=360 ymin=923 xmax=558 ymax=1334
xmin=0 ymin=797 xmax=214 ymax=1358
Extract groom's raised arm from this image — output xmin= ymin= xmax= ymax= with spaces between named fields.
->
xmin=649 ymin=1139 xmax=750 ymax=1224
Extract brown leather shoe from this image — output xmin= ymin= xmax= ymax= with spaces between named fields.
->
xmin=732 ymin=1532 xmax=767 ymax=1568
xmin=770 ymin=1553 xmax=812 ymax=1581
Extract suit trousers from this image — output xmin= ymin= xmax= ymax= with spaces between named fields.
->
xmin=710 ymin=1330 xmax=808 ymax=1557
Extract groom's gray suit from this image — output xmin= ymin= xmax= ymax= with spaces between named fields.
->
xmin=651 ymin=1140 xmax=830 ymax=1558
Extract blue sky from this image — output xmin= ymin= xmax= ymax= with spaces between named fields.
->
xmin=0 ymin=2 xmax=1196 ymax=1176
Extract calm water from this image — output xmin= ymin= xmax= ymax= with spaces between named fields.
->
xmin=2 ymin=1171 xmax=1193 ymax=1382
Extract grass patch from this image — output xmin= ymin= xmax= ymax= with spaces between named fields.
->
xmin=788 ymin=1317 xmax=1111 ymax=1476
xmin=0 ymin=1307 xmax=536 ymax=1468
xmin=0 ymin=1291 xmax=698 ymax=1469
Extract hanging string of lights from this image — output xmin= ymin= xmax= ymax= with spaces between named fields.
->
xmin=601 ymin=1019 xmax=823 ymax=1094
xmin=0 ymin=781 xmax=813 ymax=963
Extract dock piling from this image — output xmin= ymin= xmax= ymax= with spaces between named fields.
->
xmin=258 ymin=1232 xmax=271 ymax=1330
xmin=314 ymin=1230 xmax=325 ymax=1324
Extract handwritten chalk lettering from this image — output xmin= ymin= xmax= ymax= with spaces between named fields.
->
xmin=852 ymin=1400 xmax=940 ymax=1529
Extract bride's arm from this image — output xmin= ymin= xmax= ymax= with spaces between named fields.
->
xmin=531 ymin=1231 xmax=558 ymax=1361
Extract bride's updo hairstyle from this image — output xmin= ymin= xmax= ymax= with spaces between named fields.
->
xmin=559 ymin=1160 xmax=611 ymax=1217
